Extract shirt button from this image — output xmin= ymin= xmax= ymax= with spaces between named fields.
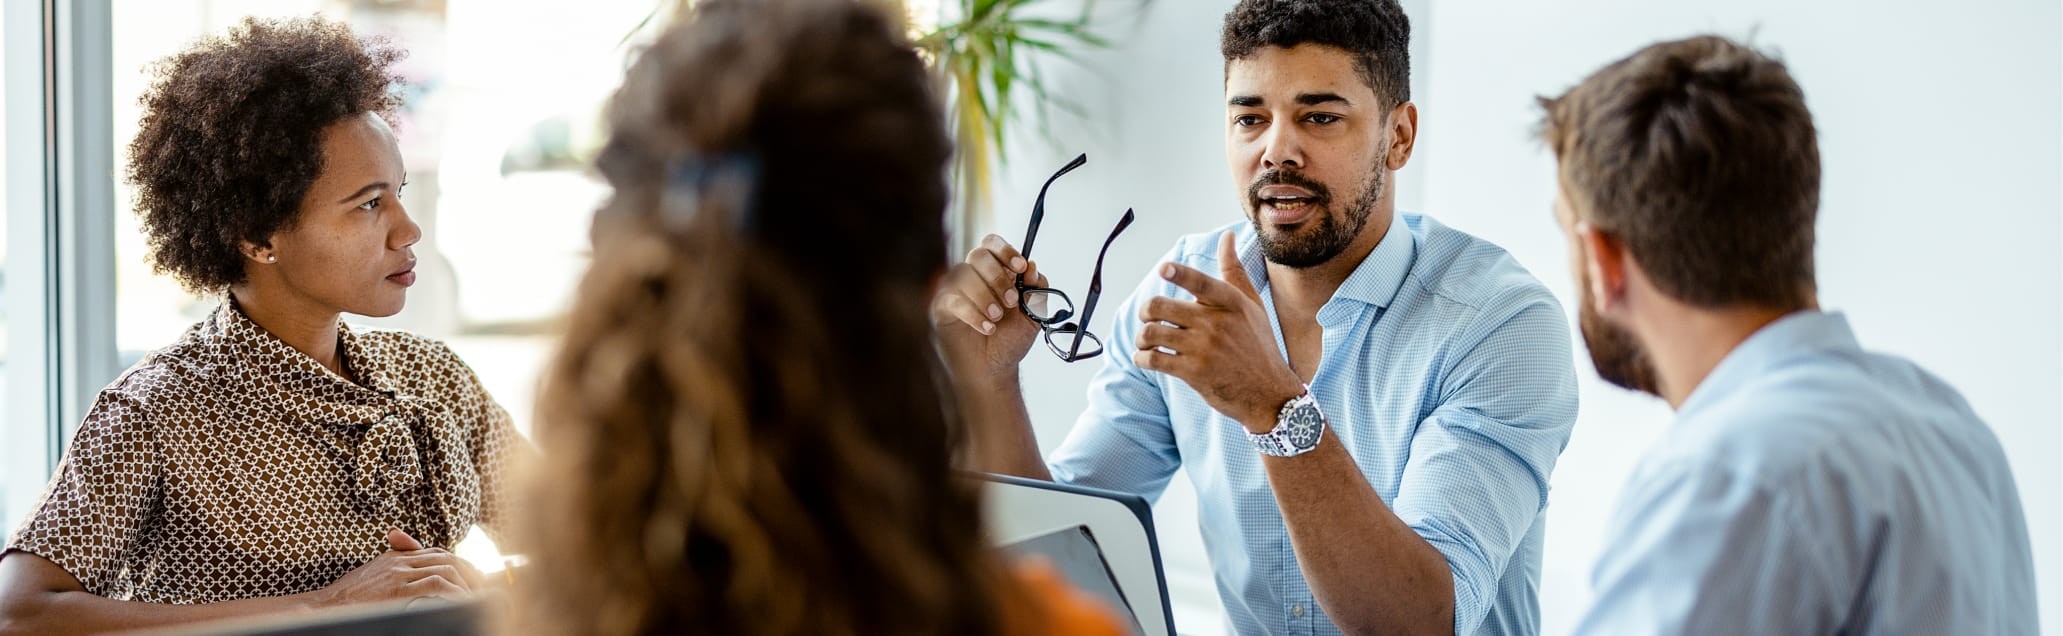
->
xmin=1291 ymin=603 xmax=1305 ymax=618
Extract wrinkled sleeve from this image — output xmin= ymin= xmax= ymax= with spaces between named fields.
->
xmin=5 ymin=392 xmax=164 ymax=595
xmin=1387 ymin=298 xmax=1578 ymax=635
xmin=1047 ymin=246 xmax=1183 ymax=503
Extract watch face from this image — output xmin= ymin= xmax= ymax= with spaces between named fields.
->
xmin=1284 ymin=402 xmax=1323 ymax=450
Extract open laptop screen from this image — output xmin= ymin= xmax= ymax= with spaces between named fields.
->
xmin=1003 ymin=524 xmax=1142 ymax=635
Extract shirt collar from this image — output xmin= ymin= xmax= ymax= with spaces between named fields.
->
xmin=1677 ymin=310 xmax=1861 ymax=417
xmin=1237 ymin=211 xmax=1417 ymax=309
xmin=214 ymin=298 xmax=397 ymax=396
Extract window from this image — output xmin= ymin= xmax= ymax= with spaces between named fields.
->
xmin=0 ymin=3 xmax=14 ymax=524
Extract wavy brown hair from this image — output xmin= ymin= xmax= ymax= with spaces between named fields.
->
xmin=518 ymin=1 xmax=1006 ymax=635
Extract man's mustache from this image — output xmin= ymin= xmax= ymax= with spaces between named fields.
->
xmin=1247 ymin=169 xmax=1333 ymax=207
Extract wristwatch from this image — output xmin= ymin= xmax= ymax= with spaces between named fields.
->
xmin=1248 ymin=385 xmax=1325 ymax=457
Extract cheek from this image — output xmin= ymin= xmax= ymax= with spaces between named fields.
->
xmin=1559 ymin=239 xmax=1576 ymax=284
xmin=291 ymin=224 xmax=386 ymax=274
xmin=1227 ymin=137 xmax=1261 ymax=171
xmin=1228 ymin=144 xmax=1262 ymax=196
xmin=1314 ymin=144 xmax=1374 ymax=185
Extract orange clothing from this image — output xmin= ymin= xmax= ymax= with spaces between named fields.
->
xmin=1003 ymin=557 xmax=1131 ymax=636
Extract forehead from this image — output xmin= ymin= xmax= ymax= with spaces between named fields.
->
xmin=323 ymin=113 xmax=397 ymax=155
xmin=316 ymin=114 xmax=401 ymax=174
xmin=1225 ymin=44 xmax=1374 ymax=102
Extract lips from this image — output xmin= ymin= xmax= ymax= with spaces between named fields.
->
xmin=386 ymin=261 xmax=417 ymax=287
xmin=1247 ymin=171 xmax=1328 ymax=226
xmin=1261 ymin=199 xmax=1315 ymax=225
xmin=1258 ymin=185 xmax=1315 ymax=200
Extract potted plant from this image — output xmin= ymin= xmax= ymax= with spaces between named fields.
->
xmin=633 ymin=0 xmax=1129 ymax=249
xmin=915 ymin=0 xmax=1115 ymax=250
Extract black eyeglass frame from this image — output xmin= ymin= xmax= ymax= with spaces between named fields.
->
xmin=1014 ymin=153 xmax=1135 ymax=363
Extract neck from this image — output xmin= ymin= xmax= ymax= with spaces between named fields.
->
xmin=1637 ymin=300 xmax=1813 ymax=409
xmin=229 ymin=284 xmax=348 ymax=379
xmin=1262 ymin=208 xmax=1393 ymax=312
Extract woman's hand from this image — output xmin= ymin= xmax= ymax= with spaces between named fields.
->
xmin=304 ymin=529 xmax=486 ymax=609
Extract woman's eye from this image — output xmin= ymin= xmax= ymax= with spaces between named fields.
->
xmin=358 ymin=198 xmax=380 ymax=212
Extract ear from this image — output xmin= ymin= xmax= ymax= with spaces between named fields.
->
xmin=1384 ymin=101 xmax=1418 ymax=171
xmin=1575 ymin=221 xmax=1630 ymax=313
xmin=240 ymin=239 xmax=275 ymax=264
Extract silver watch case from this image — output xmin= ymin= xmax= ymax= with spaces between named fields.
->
xmin=1250 ymin=388 xmax=1325 ymax=457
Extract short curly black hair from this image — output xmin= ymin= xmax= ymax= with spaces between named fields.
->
xmin=1222 ymin=0 xmax=1412 ymax=109
xmin=127 ymin=16 xmax=404 ymax=294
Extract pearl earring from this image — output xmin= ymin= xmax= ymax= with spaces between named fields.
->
xmin=265 ymin=254 xmax=276 ymax=263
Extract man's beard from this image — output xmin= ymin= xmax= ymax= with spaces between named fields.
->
xmin=1578 ymin=276 xmax=1660 ymax=396
xmin=1246 ymin=164 xmax=1383 ymax=269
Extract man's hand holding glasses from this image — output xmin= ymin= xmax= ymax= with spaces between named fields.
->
xmin=933 ymin=153 xmax=1135 ymax=387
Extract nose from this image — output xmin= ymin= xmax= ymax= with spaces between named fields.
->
xmin=1261 ymin=124 xmax=1304 ymax=171
xmin=389 ymin=199 xmax=423 ymax=251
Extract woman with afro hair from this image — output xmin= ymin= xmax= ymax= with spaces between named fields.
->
xmin=0 ymin=16 xmax=527 ymax=632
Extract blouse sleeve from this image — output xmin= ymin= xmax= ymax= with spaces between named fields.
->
xmin=4 ymin=391 xmax=164 ymax=595
xmin=434 ymin=341 xmax=533 ymax=550
xmin=472 ymin=394 xmax=531 ymax=549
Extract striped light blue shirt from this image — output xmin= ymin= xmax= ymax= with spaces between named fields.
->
xmin=1049 ymin=213 xmax=1578 ymax=635
xmin=1574 ymin=311 xmax=2037 ymax=635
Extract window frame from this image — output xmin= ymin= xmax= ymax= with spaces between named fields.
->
xmin=3 ymin=0 xmax=118 ymax=524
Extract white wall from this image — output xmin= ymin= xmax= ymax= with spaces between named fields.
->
xmin=990 ymin=1 xmax=2061 ymax=634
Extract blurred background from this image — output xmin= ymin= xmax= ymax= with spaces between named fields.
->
xmin=0 ymin=0 xmax=2055 ymax=634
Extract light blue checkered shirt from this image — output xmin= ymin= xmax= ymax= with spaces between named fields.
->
xmin=1574 ymin=311 xmax=2038 ymax=634
xmin=1049 ymin=213 xmax=1578 ymax=635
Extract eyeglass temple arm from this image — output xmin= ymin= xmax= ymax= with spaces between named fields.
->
xmin=1067 ymin=208 xmax=1136 ymax=360
xmin=1020 ymin=153 xmax=1088 ymax=262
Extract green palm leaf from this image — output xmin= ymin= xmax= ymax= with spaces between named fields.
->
xmin=922 ymin=0 xmax=1150 ymax=250
xmin=630 ymin=0 xmax=1149 ymax=250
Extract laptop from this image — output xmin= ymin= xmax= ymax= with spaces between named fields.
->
xmin=981 ymin=473 xmax=1177 ymax=636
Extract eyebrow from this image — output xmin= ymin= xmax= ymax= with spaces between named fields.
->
xmin=1227 ymin=92 xmax=1354 ymax=108
xmin=1295 ymin=92 xmax=1351 ymax=106
xmin=336 ymin=183 xmax=391 ymax=205
xmin=334 ymin=174 xmax=408 ymax=205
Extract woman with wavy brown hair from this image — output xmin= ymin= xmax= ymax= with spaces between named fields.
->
xmin=515 ymin=1 xmax=1123 ymax=635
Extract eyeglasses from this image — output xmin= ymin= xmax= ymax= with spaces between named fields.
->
xmin=1016 ymin=153 xmax=1135 ymax=363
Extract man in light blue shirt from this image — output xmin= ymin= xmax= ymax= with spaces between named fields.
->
xmin=932 ymin=2 xmax=1576 ymax=634
xmin=1539 ymin=36 xmax=2037 ymax=633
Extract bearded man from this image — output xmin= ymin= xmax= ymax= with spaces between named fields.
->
xmin=933 ymin=2 xmax=1578 ymax=634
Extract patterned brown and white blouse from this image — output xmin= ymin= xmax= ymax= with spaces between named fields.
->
xmin=4 ymin=300 xmax=528 ymax=604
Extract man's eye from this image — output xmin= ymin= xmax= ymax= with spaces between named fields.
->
xmin=1234 ymin=115 xmax=1263 ymax=127
xmin=358 ymin=198 xmax=380 ymax=211
xmin=1307 ymin=114 xmax=1341 ymax=125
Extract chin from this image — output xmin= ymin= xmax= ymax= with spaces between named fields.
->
xmin=356 ymin=295 xmax=408 ymax=318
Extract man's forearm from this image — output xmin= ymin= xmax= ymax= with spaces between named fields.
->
xmin=1265 ymin=431 xmax=1454 ymax=635
xmin=954 ymin=373 xmax=1051 ymax=480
